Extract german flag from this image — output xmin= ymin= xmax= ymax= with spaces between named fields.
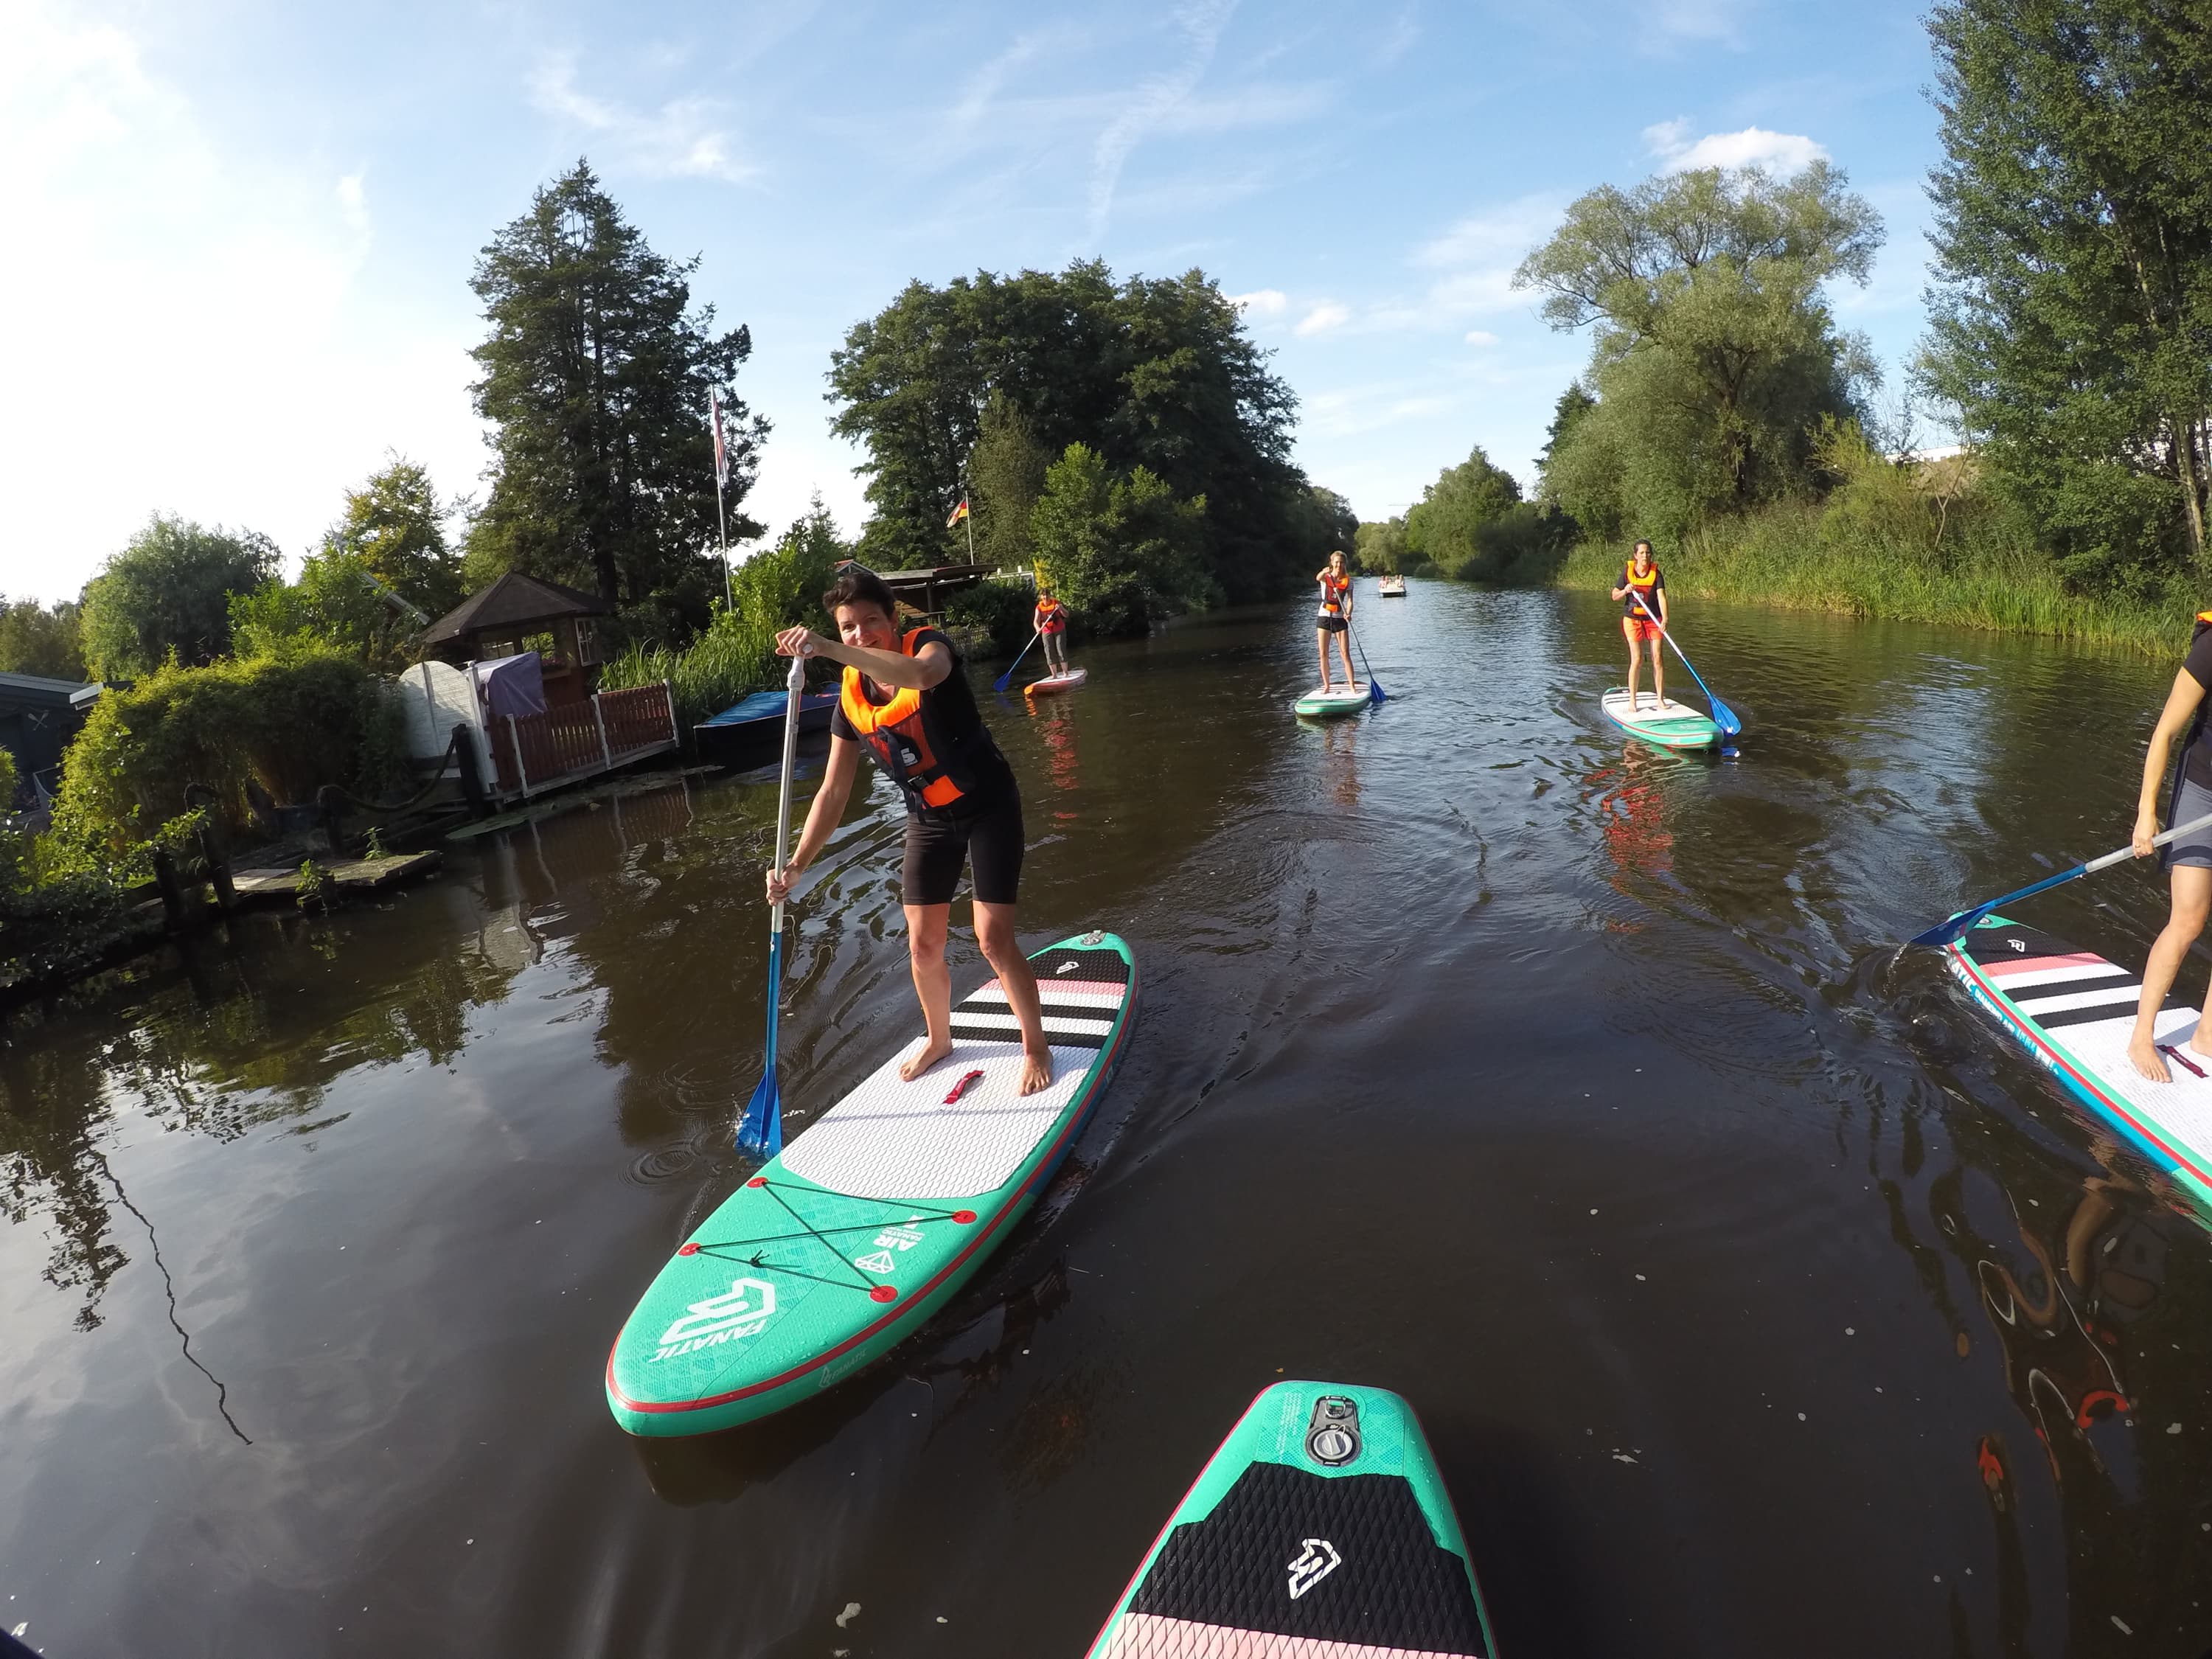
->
xmin=945 ymin=498 xmax=970 ymax=528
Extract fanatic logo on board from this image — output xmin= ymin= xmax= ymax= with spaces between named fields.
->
xmin=1286 ymin=1538 xmax=1341 ymax=1600
xmin=650 ymin=1279 xmax=776 ymax=1362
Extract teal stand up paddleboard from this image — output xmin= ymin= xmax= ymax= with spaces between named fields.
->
xmin=1088 ymin=1381 xmax=1498 ymax=1658
xmin=1947 ymin=914 xmax=2212 ymax=1220
xmin=1601 ymin=686 xmax=1719 ymax=751
xmin=607 ymin=931 xmax=1137 ymax=1435
xmin=1295 ymin=682 xmax=1370 ymax=718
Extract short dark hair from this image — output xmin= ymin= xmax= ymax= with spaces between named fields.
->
xmin=824 ymin=566 xmax=898 ymax=620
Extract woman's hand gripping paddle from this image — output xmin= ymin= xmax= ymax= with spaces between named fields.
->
xmin=1908 ymin=808 xmax=2212 ymax=950
xmin=1628 ymin=591 xmax=1738 ymax=748
xmin=992 ymin=630 xmax=1042 ymax=695
xmin=1348 ymin=615 xmax=1387 ymax=703
xmin=737 ymin=653 xmax=809 ymax=1157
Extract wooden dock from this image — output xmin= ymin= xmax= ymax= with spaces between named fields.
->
xmin=230 ymin=850 xmax=444 ymax=902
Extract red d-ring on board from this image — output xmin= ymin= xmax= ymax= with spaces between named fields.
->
xmin=870 ymin=1285 xmax=898 ymax=1303
xmin=746 ymin=1176 xmax=766 ymax=1187
xmin=678 ymin=1242 xmax=699 ymax=1256
xmin=952 ymin=1210 xmax=976 ymax=1225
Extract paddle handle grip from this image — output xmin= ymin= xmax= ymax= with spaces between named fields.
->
xmin=2084 ymin=806 xmax=2212 ymax=874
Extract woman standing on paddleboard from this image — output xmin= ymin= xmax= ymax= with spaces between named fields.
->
xmin=1610 ymin=540 xmax=1667 ymax=712
xmin=1315 ymin=549 xmax=1357 ymax=691
xmin=767 ymin=567 xmax=1056 ymax=1096
xmin=2124 ymin=608 xmax=2212 ymax=1082
xmin=1034 ymin=588 xmax=1072 ymax=680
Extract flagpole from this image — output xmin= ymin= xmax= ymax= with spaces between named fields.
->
xmin=962 ymin=482 xmax=977 ymax=564
xmin=715 ymin=474 xmax=732 ymax=612
xmin=712 ymin=387 xmax=733 ymax=612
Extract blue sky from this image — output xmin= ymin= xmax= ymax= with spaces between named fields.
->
xmin=4 ymin=0 xmax=1943 ymax=603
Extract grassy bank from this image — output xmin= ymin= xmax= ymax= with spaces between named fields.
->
xmin=1554 ymin=504 xmax=2192 ymax=657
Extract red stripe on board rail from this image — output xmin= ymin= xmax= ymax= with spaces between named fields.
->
xmin=1955 ymin=953 xmax=2209 ymax=1188
xmin=608 ymin=959 xmax=1138 ymax=1417
xmin=1983 ymin=952 xmax=2113 ymax=980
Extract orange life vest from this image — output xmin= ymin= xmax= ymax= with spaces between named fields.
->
xmin=1317 ymin=572 xmax=1350 ymax=616
xmin=1035 ymin=597 xmax=1066 ymax=634
xmin=838 ymin=628 xmax=985 ymax=813
xmin=1621 ymin=560 xmax=1661 ymax=618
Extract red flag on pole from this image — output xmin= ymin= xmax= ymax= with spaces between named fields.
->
xmin=711 ymin=387 xmax=730 ymax=490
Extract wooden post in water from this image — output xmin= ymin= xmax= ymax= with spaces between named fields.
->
xmin=150 ymin=846 xmax=187 ymax=928
xmin=453 ymin=723 xmax=490 ymax=817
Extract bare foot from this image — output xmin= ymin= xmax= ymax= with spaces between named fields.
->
xmin=2126 ymin=1034 xmax=2171 ymax=1083
xmin=900 ymin=1035 xmax=955 ymax=1082
xmin=1018 ymin=1043 xmax=1054 ymax=1096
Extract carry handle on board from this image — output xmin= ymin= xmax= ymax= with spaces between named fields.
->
xmin=1908 ymin=807 xmax=2212 ymax=950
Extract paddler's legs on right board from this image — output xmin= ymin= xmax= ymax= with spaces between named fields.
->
xmin=899 ymin=903 xmax=956 ymax=1082
xmin=975 ymin=900 xmax=1053 ymax=1096
xmin=2126 ymin=863 xmax=2212 ymax=1082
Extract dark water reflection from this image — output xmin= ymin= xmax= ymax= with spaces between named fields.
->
xmin=7 ymin=585 xmax=2212 ymax=1656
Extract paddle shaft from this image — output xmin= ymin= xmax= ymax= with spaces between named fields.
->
xmin=1911 ymin=807 xmax=2212 ymax=947
xmin=993 ymin=630 xmax=1041 ymax=693
xmin=1627 ymin=589 xmax=1736 ymax=734
xmin=761 ymin=654 xmax=806 ymax=1071
xmin=1346 ymin=608 xmax=1385 ymax=700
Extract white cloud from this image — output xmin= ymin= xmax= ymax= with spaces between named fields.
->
xmin=1089 ymin=0 xmax=1239 ymax=242
xmin=1295 ymin=302 xmax=1352 ymax=336
xmin=1645 ymin=119 xmax=1826 ymax=174
xmin=1645 ymin=0 xmax=1752 ymax=50
xmin=529 ymin=55 xmax=757 ymax=184
xmin=1230 ymin=288 xmax=1288 ymax=315
xmin=1464 ymin=330 xmax=1498 ymax=346
xmin=0 ymin=0 xmax=483 ymax=600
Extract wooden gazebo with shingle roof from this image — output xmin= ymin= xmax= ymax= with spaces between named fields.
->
xmin=421 ymin=572 xmax=610 ymax=704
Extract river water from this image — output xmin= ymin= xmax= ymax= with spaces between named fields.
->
xmin=6 ymin=583 xmax=2212 ymax=1658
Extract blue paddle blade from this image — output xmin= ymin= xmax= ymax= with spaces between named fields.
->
xmin=1909 ymin=906 xmax=1986 ymax=950
xmin=736 ymin=1072 xmax=780 ymax=1157
xmin=1368 ymin=680 xmax=1386 ymax=703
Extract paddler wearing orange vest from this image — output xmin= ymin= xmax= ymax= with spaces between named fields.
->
xmin=1609 ymin=540 xmax=1669 ymax=712
xmin=1034 ymin=590 xmax=1072 ymax=679
xmin=1315 ymin=549 xmax=1357 ymax=692
xmin=768 ymin=566 xmax=1055 ymax=1096
xmin=2124 ymin=606 xmax=2212 ymax=1082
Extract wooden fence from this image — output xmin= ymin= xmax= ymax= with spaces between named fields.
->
xmin=489 ymin=682 xmax=677 ymax=799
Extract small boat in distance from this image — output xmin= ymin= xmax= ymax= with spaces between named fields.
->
xmin=1377 ymin=573 xmax=1407 ymax=597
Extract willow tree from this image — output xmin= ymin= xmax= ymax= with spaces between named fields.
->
xmin=467 ymin=161 xmax=766 ymax=614
xmin=1516 ymin=164 xmax=1883 ymax=543
xmin=1918 ymin=0 xmax=2212 ymax=591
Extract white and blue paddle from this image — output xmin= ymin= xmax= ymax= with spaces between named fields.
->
xmin=737 ymin=653 xmax=809 ymax=1157
xmin=1909 ymin=807 xmax=2212 ymax=950
xmin=1627 ymin=590 xmax=1737 ymax=749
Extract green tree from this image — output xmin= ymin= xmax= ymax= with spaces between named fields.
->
xmin=1029 ymin=443 xmax=1210 ymax=633
xmin=968 ymin=391 xmax=1051 ymax=571
xmin=79 ymin=515 xmax=279 ymax=680
xmin=1516 ymin=164 xmax=1883 ymax=540
xmin=1539 ymin=383 xmax=1597 ymax=478
xmin=228 ymin=549 xmax=424 ymax=670
xmin=1354 ymin=518 xmax=1414 ymax=574
xmin=827 ymin=261 xmax=1306 ymax=603
xmin=1917 ymin=0 xmax=2212 ymax=590
xmin=327 ymin=456 xmax=466 ymax=619
xmin=0 ymin=599 xmax=86 ymax=681
xmin=465 ymin=160 xmax=767 ymax=611
xmin=1403 ymin=446 xmax=1523 ymax=571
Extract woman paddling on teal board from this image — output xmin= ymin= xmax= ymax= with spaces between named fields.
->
xmin=2125 ymin=605 xmax=2212 ymax=1082
xmin=766 ymin=566 xmax=1057 ymax=1096
xmin=1315 ymin=549 xmax=1357 ymax=690
xmin=1610 ymin=540 xmax=1669 ymax=711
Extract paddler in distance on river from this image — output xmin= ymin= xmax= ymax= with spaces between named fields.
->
xmin=1610 ymin=539 xmax=1669 ymax=712
xmin=765 ymin=565 xmax=1056 ymax=1095
xmin=2124 ymin=605 xmax=2212 ymax=1082
xmin=1034 ymin=587 xmax=1073 ymax=681
xmin=1315 ymin=549 xmax=1357 ymax=692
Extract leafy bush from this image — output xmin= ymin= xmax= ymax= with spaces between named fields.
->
xmin=49 ymin=651 xmax=408 ymax=849
xmin=1030 ymin=443 xmax=1211 ymax=636
xmin=1455 ymin=504 xmax=1578 ymax=585
xmin=945 ymin=577 xmax=1039 ymax=655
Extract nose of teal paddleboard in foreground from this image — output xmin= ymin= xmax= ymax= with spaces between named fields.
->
xmin=1086 ymin=1381 xmax=1498 ymax=1658
xmin=605 ymin=931 xmax=1137 ymax=1436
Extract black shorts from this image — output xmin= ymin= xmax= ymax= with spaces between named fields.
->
xmin=902 ymin=788 xmax=1025 ymax=907
xmin=1316 ymin=614 xmax=1348 ymax=634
